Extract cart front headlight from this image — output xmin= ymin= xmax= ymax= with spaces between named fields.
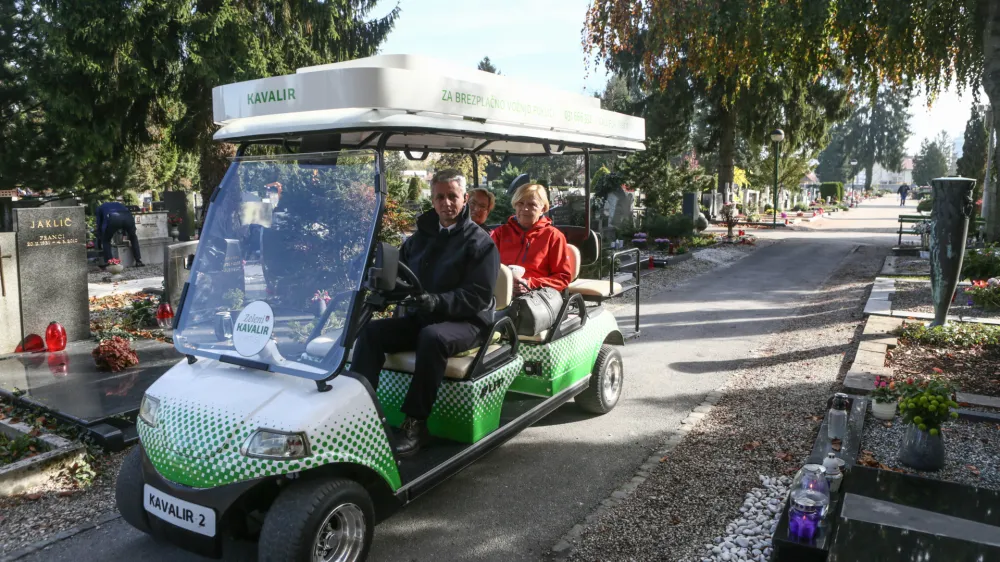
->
xmin=138 ymin=395 xmax=160 ymax=428
xmin=241 ymin=429 xmax=310 ymax=459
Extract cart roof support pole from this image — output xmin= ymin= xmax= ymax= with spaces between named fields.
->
xmin=583 ymin=148 xmax=591 ymax=233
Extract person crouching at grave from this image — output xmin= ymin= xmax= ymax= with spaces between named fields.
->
xmin=490 ymin=183 xmax=573 ymax=295
xmin=468 ymin=187 xmax=496 ymax=231
xmin=350 ymin=169 xmax=499 ymax=457
xmin=96 ymin=200 xmax=144 ymax=267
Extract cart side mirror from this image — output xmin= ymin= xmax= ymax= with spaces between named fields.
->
xmin=184 ymin=254 xmax=195 ymax=270
xmin=367 ymin=243 xmax=398 ymax=291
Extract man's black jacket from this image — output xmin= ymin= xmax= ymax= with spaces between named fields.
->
xmin=400 ymin=205 xmax=499 ymax=327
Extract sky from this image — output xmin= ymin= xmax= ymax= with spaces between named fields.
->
xmin=374 ymin=0 xmax=980 ymax=157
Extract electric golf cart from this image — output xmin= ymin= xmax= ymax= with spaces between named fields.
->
xmin=115 ymin=55 xmax=646 ymax=561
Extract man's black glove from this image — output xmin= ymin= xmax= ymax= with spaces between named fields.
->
xmin=410 ymin=292 xmax=439 ymax=314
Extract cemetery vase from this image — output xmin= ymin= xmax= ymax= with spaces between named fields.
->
xmin=170 ymin=227 xmax=180 ymax=239
xmin=897 ymin=423 xmax=945 ymax=471
xmin=316 ymin=299 xmax=327 ymax=317
xmin=871 ymin=400 xmax=897 ymax=421
xmin=929 ymin=177 xmax=976 ymax=327
xmin=108 ymin=264 xmax=124 ymax=275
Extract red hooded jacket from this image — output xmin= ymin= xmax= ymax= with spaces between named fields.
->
xmin=490 ymin=216 xmax=573 ymax=291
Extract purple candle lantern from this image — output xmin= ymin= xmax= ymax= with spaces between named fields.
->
xmin=788 ymin=506 xmax=822 ymax=541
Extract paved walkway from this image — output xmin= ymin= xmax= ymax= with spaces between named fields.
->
xmin=15 ymin=197 xmax=908 ymax=562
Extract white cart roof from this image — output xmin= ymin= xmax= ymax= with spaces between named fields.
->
xmin=212 ymin=55 xmax=646 ymax=154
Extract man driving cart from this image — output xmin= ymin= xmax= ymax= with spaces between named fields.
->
xmin=351 ymin=169 xmax=500 ymax=457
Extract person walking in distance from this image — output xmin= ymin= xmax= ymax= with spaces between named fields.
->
xmin=95 ymin=200 xmax=145 ymax=267
xmin=897 ymin=184 xmax=910 ymax=207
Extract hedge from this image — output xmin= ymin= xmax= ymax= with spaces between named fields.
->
xmin=819 ymin=182 xmax=844 ymax=202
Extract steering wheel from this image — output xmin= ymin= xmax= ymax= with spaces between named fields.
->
xmin=373 ymin=261 xmax=424 ymax=306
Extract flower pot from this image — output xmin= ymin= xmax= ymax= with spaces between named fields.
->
xmin=108 ymin=264 xmax=124 ymax=275
xmin=871 ymin=400 xmax=896 ymax=421
xmin=897 ymin=423 xmax=945 ymax=471
xmin=169 ymin=227 xmax=180 ymax=238
xmin=316 ymin=299 xmax=327 ymax=317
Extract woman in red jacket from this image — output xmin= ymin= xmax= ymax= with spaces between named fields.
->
xmin=491 ymin=183 xmax=573 ymax=294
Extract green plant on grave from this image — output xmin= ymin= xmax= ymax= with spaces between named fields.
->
xmin=897 ymin=321 xmax=1000 ymax=348
xmin=223 ymin=288 xmax=245 ymax=310
xmin=0 ymin=432 xmax=44 ymax=466
xmin=127 ymin=297 xmax=159 ymax=328
xmin=95 ymin=327 xmax=137 ymax=342
xmin=896 ymin=378 xmax=959 ymax=435
xmin=961 ymin=244 xmax=1000 ymax=281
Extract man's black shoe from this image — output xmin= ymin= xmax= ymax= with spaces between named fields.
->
xmin=394 ymin=417 xmax=429 ymax=458
xmin=135 ymin=260 xmax=145 ymax=267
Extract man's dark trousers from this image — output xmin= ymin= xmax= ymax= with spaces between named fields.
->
xmin=101 ymin=213 xmax=142 ymax=263
xmin=351 ymin=315 xmax=481 ymax=419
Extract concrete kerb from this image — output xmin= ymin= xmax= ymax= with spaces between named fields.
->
xmin=0 ymin=512 xmax=122 ymax=562
xmin=0 ymin=418 xmax=86 ymax=497
xmin=550 ymin=389 xmax=724 ymax=558
xmin=862 ymin=277 xmax=1000 ymax=326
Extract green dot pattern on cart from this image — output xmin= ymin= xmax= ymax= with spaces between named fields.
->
xmin=139 ymin=376 xmax=401 ymax=490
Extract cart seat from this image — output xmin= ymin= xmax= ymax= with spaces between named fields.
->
xmin=566 ymin=244 xmax=623 ymax=297
xmin=381 ymin=264 xmax=514 ymax=380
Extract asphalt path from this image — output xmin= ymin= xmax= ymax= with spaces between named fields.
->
xmin=16 ymin=197 xmax=906 ymax=562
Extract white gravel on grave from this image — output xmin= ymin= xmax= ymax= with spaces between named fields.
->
xmin=684 ymin=476 xmax=789 ymax=562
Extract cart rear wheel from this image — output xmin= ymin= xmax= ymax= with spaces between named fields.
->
xmin=259 ymin=477 xmax=374 ymax=562
xmin=115 ymin=446 xmax=152 ymax=534
xmin=575 ymin=345 xmax=623 ymax=414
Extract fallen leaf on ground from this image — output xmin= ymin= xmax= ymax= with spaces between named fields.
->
xmin=967 ymin=465 xmax=981 ymax=476
xmin=743 ymin=441 xmax=762 ymax=451
xmin=670 ymin=516 xmax=682 ymax=525
xmin=831 ymin=438 xmax=843 ymax=452
xmin=24 ymin=493 xmax=42 ymax=501
xmin=775 ymin=451 xmax=794 ymax=462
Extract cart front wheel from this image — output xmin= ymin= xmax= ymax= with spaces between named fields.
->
xmin=115 ymin=446 xmax=152 ymax=534
xmin=259 ymin=477 xmax=374 ymax=562
xmin=576 ymin=345 xmax=623 ymax=414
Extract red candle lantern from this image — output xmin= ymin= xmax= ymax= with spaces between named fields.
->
xmin=156 ymin=302 xmax=175 ymax=329
xmin=45 ymin=322 xmax=67 ymax=352
xmin=15 ymin=334 xmax=45 ymax=353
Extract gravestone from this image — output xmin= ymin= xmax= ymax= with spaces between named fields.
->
xmin=12 ymin=207 xmax=89 ymax=342
xmin=152 ymin=201 xmax=166 ymax=212
xmin=682 ymin=192 xmax=699 ymax=221
xmin=605 ymin=186 xmax=634 ymax=229
xmin=110 ymin=211 xmax=171 ymax=267
xmin=164 ymin=241 xmax=199 ymax=310
xmin=713 ymin=193 xmax=723 ymax=216
xmin=163 ymin=191 xmax=196 ymax=242
xmin=0 ymin=233 xmax=22 ymax=352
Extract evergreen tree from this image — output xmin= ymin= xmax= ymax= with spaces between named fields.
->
xmin=477 ymin=56 xmax=499 ymax=74
xmin=173 ymin=0 xmax=399 ymax=216
xmin=912 ymin=139 xmax=949 ymax=186
xmin=407 ymin=176 xmax=425 ymax=201
xmin=957 ymin=104 xmax=990 ymax=197
xmin=842 ymin=85 xmax=912 ymax=190
xmin=816 ymin=126 xmax=850 ymax=184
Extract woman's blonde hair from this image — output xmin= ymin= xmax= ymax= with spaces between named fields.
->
xmin=511 ymin=183 xmax=550 ymax=212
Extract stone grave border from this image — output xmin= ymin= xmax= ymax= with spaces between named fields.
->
xmin=878 ymin=255 xmax=931 ymax=277
xmin=862 ymin=277 xmax=1000 ymax=326
xmin=843 ymin=314 xmax=1000 ymax=413
xmin=0 ymin=417 xmax=85 ymax=497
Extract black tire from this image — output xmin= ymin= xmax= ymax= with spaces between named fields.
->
xmin=259 ymin=477 xmax=375 ymax=562
xmin=115 ymin=446 xmax=152 ymax=534
xmin=575 ymin=345 xmax=624 ymax=414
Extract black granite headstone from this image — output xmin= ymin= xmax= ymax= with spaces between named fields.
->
xmin=163 ymin=191 xmax=196 ymax=242
xmin=13 ymin=207 xmax=89 ymax=342
xmin=682 ymin=192 xmax=698 ymax=221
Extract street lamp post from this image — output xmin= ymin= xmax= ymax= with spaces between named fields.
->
xmin=771 ymin=129 xmax=785 ymax=227
xmin=850 ymin=159 xmax=858 ymax=202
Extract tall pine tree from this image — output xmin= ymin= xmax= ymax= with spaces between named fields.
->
xmin=841 ymin=85 xmax=912 ymax=191
xmin=957 ymin=104 xmax=990 ymax=199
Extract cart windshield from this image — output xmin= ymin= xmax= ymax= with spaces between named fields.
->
xmin=173 ymin=151 xmax=380 ymax=380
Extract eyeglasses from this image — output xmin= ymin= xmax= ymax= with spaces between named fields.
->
xmin=469 ymin=201 xmax=490 ymax=211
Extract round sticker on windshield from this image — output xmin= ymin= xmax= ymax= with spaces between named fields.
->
xmin=233 ymin=301 xmax=275 ymax=357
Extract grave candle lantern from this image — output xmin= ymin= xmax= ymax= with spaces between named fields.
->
xmin=156 ymin=302 xmax=175 ymax=329
xmin=45 ymin=322 xmax=67 ymax=352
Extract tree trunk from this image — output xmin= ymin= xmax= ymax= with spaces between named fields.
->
xmin=984 ymin=0 xmax=1000 ymax=242
xmin=717 ymin=104 xmax=737 ymax=199
xmin=865 ymin=159 xmax=875 ymax=191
